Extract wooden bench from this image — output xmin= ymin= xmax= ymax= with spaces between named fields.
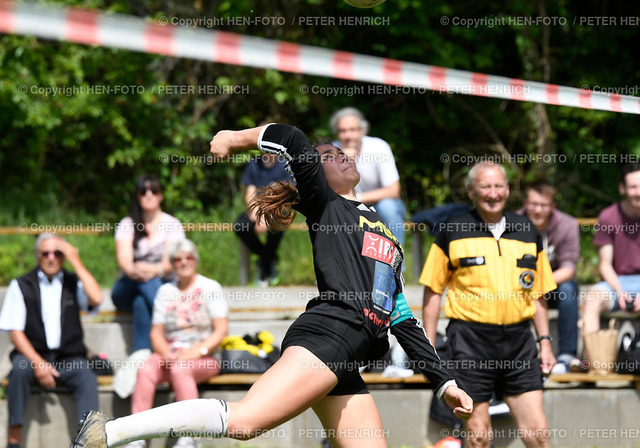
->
xmin=8 ymin=371 xmax=640 ymax=394
xmin=37 ymin=371 xmax=640 ymax=390
xmin=0 ymin=373 xmax=431 ymax=391
xmin=93 ymin=372 xmax=432 ymax=388
xmin=548 ymin=372 xmax=640 ymax=389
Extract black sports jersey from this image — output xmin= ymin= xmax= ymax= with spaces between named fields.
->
xmin=259 ymin=124 xmax=452 ymax=392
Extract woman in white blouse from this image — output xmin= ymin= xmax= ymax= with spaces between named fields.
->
xmin=112 ymin=174 xmax=185 ymax=352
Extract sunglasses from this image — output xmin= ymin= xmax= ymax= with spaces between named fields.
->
xmin=173 ymin=255 xmax=195 ymax=264
xmin=41 ymin=250 xmax=64 ymax=258
xmin=139 ymin=186 xmax=161 ymax=196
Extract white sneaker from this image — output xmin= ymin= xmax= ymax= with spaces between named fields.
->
xmin=174 ymin=437 xmax=201 ymax=448
xmin=551 ymin=362 xmax=567 ymax=374
xmin=381 ymin=364 xmax=415 ymax=378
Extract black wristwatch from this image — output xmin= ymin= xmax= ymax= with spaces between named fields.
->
xmin=536 ymin=335 xmax=554 ymax=343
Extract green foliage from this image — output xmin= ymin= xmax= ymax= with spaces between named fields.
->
xmin=2 ymin=0 xmax=640 ymax=285
xmin=0 ymin=237 xmax=34 ymax=285
xmin=577 ymin=228 xmax=600 ymax=286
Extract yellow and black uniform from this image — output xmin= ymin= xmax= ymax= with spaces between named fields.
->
xmin=420 ymin=209 xmax=557 ymax=401
xmin=420 ymin=209 xmax=556 ymax=324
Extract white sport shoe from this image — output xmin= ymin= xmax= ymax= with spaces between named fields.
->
xmin=381 ymin=364 xmax=415 ymax=378
xmin=551 ymin=362 xmax=567 ymax=374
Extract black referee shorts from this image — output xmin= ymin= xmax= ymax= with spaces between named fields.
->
xmin=282 ymin=311 xmax=372 ymax=396
xmin=445 ymin=319 xmax=543 ymax=402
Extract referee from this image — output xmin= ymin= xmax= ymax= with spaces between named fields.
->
xmin=421 ymin=161 xmax=557 ymax=448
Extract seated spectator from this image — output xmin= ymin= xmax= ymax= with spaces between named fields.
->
xmin=582 ymin=163 xmax=640 ymax=344
xmin=234 ymin=153 xmax=293 ymax=287
xmin=112 ymin=174 xmax=185 ymax=352
xmin=518 ymin=180 xmax=581 ymax=373
xmin=330 ymin=107 xmax=406 ymax=252
xmin=125 ymin=239 xmax=228 ymax=448
xmin=0 ymin=233 xmax=103 ymax=448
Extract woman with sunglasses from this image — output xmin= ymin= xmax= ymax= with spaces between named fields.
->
xmin=72 ymin=124 xmax=471 ymax=448
xmin=123 ymin=239 xmax=228 ymax=448
xmin=112 ymin=174 xmax=185 ymax=352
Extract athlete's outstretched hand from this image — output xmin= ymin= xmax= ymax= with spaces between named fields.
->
xmin=210 ymin=126 xmax=265 ymax=161
xmin=209 ymin=130 xmax=236 ymax=161
xmin=443 ymin=385 xmax=473 ymax=420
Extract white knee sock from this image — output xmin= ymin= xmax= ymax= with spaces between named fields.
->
xmin=104 ymin=399 xmax=229 ymax=447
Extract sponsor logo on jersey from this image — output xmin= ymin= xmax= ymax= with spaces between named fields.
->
xmin=363 ymin=308 xmax=390 ymax=327
xmin=362 ymin=231 xmax=396 ymax=265
xmin=359 ymin=216 xmax=398 ymax=245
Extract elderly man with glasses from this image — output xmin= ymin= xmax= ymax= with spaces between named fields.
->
xmin=0 ymin=233 xmax=103 ymax=448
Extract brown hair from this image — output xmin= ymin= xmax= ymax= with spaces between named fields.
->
xmin=622 ymin=163 xmax=640 ymax=185
xmin=248 ymin=181 xmax=299 ymax=231
xmin=525 ymin=179 xmax=556 ymax=200
xmin=249 ymin=139 xmax=333 ymax=231
xmin=130 ymin=174 xmax=163 ymax=248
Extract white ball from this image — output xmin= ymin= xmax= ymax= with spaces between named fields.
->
xmin=344 ymin=0 xmax=386 ymax=8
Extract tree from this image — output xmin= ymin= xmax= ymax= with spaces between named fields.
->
xmin=1 ymin=0 xmax=639 ymax=222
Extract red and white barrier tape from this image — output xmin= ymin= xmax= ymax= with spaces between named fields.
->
xmin=1 ymin=1 xmax=639 ymax=114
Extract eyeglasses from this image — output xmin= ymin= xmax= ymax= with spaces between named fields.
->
xmin=526 ymin=202 xmax=552 ymax=210
xmin=139 ymin=186 xmax=160 ymax=196
xmin=172 ymin=255 xmax=195 ymax=264
xmin=41 ymin=250 xmax=63 ymax=258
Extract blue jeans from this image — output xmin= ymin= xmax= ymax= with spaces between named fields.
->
xmin=546 ymin=280 xmax=579 ymax=359
xmin=373 ymin=198 xmax=406 ymax=251
xmin=8 ymin=353 xmax=98 ymax=426
xmin=111 ymin=275 xmax=163 ymax=352
xmin=592 ymin=275 xmax=640 ymax=311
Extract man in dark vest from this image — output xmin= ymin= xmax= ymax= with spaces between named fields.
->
xmin=0 ymin=233 xmax=103 ymax=448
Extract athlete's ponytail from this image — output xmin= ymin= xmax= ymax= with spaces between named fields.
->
xmin=249 ymin=138 xmax=334 ymax=231
xmin=248 ymin=181 xmax=299 ymax=231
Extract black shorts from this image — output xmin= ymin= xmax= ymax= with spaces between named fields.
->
xmin=282 ymin=311 xmax=372 ymax=396
xmin=445 ymin=319 xmax=543 ymax=402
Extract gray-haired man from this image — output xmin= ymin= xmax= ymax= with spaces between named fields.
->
xmin=0 ymin=233 xmax=103 ymax=448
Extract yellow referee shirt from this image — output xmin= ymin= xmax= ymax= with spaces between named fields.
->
xmin=419 ymin=210 xmax=557 ymax=325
